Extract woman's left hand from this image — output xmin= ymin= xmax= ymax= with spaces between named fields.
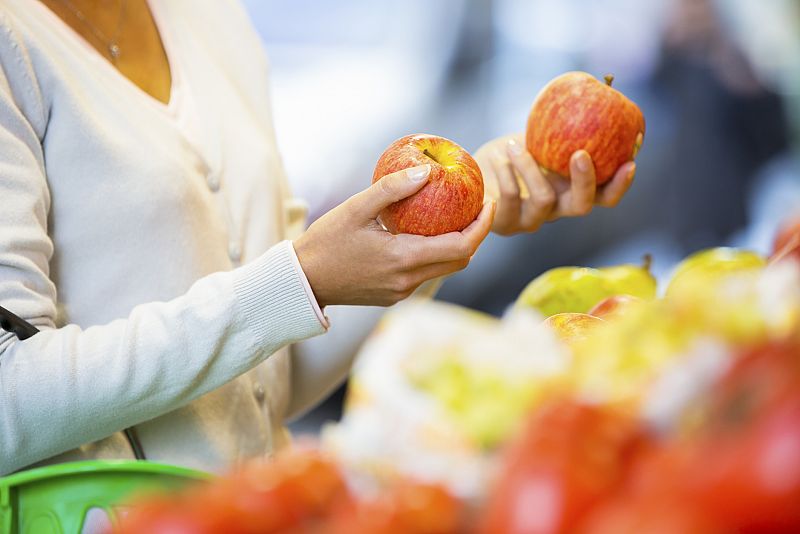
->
xmin=474 ymin=133 xmax=637 ymax=235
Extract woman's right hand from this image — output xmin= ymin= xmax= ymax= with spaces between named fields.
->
xmin=293 ymin=164 xmax=495 ymax=307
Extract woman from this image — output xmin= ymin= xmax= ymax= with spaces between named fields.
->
xmin=0 ymin=0 xmax=634 ymax=475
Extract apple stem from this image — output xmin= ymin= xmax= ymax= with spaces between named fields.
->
xmin=642 ymin=253 xmax=652 ymax=272
xmin=422 ymin=148 xmax=439 ymax=165
xmin=604 ymin=74 xmax=614 ymax=86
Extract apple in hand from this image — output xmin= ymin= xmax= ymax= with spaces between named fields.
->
xmin=372 ymin=134 xmax=484 ymax=236
xmin=526 ymin=72 xmax=645 ymax=184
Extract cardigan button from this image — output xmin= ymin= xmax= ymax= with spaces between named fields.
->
xmin=253 ymin=382 xmax=265 ymax=402
xmin=206 ymin=172 xmax=220 ymax=192
xmin=228 ymin=242 xmax=242 ymax=262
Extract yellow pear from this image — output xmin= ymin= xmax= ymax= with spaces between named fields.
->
xmin=517 ymin=256 xmax=656 ymax=317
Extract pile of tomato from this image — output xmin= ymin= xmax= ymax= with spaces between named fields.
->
xmin=483 ymin=340 xmax=800 ymax=534
xmin=113 ymin=448 xmax=462 ymax=534
xmin=113 ymin=340 xmax=800 ymax=534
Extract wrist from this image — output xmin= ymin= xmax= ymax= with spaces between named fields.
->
xmin=292 ymin=236 xmax=330 ymax=309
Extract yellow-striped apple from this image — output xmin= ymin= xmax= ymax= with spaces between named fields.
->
xmin=526 ymin=72 xmax=645 ymax=185
xmin=543 ymin=312 xmax=605 ymax=346
xmin=372 ymin=134 xmax=484 ymax=236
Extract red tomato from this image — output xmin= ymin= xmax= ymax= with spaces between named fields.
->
xmin=672 ymin=342 xmax=800 ymax=533
xmin=113 ymin=491 xmax=220 ymax=534
xmin=218 ymin=450 xmax=350 ymax=533
xmin=114 ymin=450 xmax=350 ymax=534
xmin=324 ymin=481 xmax=462 ymax=534
xmin=478 ymin=400 xmax=647 ymax=534
xmin=578 ymin=490 xmax=721 ymax=534
xmin=686 ymin=394 xmax=800 ymax=533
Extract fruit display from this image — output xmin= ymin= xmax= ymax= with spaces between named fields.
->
xmin=322 ymin=246 xmax=800 ymax=532
xmin=111 ymin=248 xmax=800 ymax=534
xmin=371 ymin=134 xmax=484 ymax=236
xmin=525 ymin=71 xmax=645 ymax=184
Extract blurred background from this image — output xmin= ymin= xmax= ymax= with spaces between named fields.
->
xmin=241 ymin=0 xmax=800 ymax=427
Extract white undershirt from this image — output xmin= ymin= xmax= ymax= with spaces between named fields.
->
xmin=0 ymin=0 xmax=355 ymax=474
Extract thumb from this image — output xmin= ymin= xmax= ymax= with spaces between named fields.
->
xmin=355 ymin=164 xmax=431 ymax=219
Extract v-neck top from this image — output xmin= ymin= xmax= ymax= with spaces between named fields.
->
xmin=0 ymin=0 xmax=331 ymax=475
xmin=34 ymin=0 xmax=183 ymax=113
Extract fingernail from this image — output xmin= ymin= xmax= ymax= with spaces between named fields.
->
xmin=407 ymin=164 xmax=430 ymax=182
xmin=627 ymin=163 xmax=637 ymax=182
xmin=576 ymin=151 xmax=590 ymax=173
xmin=507 ymin=138 xmax=523 ymax=156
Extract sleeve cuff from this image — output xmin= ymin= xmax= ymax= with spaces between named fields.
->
xmin=287 ymin=241 xmax=330 ymax=329
xmin=233 ymin=241 xmax=328 ymax=348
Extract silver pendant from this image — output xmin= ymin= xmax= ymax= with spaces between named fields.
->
xmin=109 ymin=43 xmax=121 ymax=60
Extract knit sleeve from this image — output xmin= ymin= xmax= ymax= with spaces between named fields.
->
xmin=0 ymin=15 xmax=325 ymax=475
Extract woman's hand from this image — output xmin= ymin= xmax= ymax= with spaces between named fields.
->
xmin=474 ymin=133 xmax=637 ymax=235
xmin=293 ymin=165 xmax=496 ymax=307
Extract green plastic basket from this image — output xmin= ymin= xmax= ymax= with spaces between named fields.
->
xmin=0 ymin=460 xmax=211 ymax=534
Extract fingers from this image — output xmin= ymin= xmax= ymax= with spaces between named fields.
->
xmin=490 ymin=148 xmax=521 ymax=232
xmin=398 ymin=201 xmax=496 ymax=265
xmin=597 ymin=162 xmax=636 ymax=207
xmin=352 ymin=164 xmax=431 ymax=219
xmin=406 ymin=258 xmax=472 ymax=287
xmin=507 ymin=138 xmax=556 ymax=232
xmin=461 ymin=199 xmax=496 ymax=249
xmin=563 ymin=150 xmax=597 ymax=217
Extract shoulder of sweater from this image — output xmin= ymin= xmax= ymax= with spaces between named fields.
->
xmin=0 ymin=7 xmax=48 ymax=140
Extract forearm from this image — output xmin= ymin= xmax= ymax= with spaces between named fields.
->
xmin=0 ymin=241 xmax=326 ymax=474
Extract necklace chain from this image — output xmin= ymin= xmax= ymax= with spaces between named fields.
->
xmin=57 ymin=0 xmax=128 ymax=63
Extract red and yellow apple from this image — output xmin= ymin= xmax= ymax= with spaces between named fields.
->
xmin=526 ymin=72 xmax=645 ymax=185
xmin=588 ymin=294 xmax=643 ymax=320
xmin=372 ymin=134 xmax=484 ymax=236
xmin=543 ymin=312 xmax=605 ymax=346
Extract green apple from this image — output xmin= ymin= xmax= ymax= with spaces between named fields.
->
xmin=516 ymin=257 xmax=656 ymax=317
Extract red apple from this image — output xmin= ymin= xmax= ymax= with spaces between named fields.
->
xmin=372 ymin=134 xmax=484 ymax=236
xmin=771 ymin=216 xmax=800 ymax=265
xmin=588 ymin=294 xmax=643 ymax=320
xmin=526 ymin=72 xmax=645 ymax=185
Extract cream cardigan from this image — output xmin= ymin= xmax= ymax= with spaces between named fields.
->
xmin=0 ymin=0 xmax=360 ymax=475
